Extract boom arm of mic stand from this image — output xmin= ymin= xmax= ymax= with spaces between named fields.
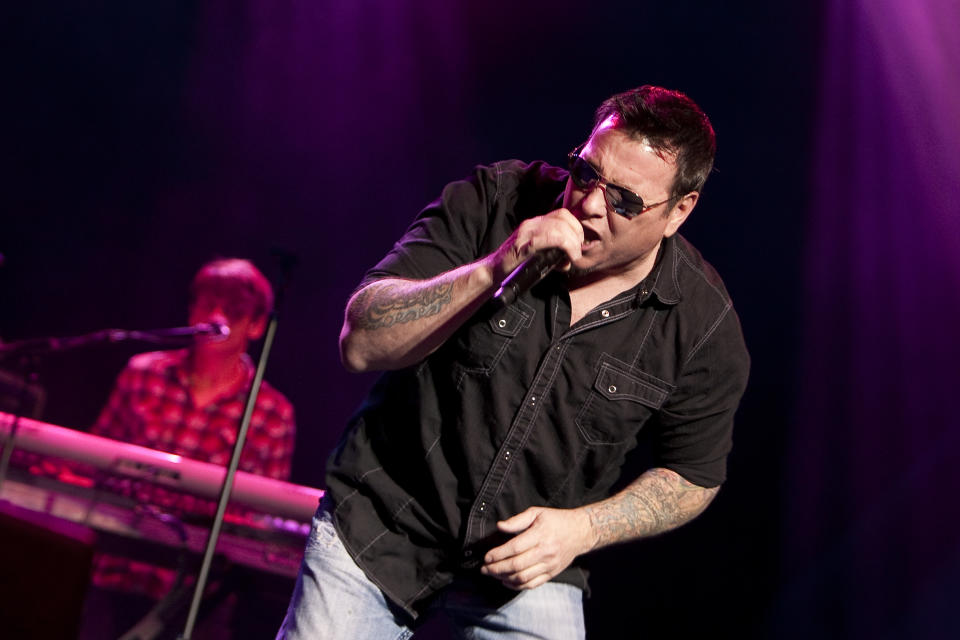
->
xmin=0 ymin=325 xmax=221 ymax=360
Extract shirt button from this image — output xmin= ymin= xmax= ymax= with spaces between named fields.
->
xmin=464 ymin=550 xmax=473 ymax=557
xmin=504 ymin=451 xmax=511 ymax=459
xmin=497 ymin=319 xmax=507 ymax=328
xmin=530 ymin=396 xmax=536 ymax=405
xmin=608 ymin=385 xmax=617 ymax=393
xmin=479 ymin=501 xmax=486 ymax=511
xmin=600 ymin=309 xmax=610 ymax=318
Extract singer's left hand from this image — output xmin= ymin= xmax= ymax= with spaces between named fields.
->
xmin=480 ymin=506 xmax=595 ymax=590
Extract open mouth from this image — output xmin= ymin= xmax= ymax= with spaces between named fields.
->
xmin=581 ymin=227 xmax=602 ymax=251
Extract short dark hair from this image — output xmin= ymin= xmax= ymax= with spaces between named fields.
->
xmin=593 ymin=85 xmax=716 ymax=198
xmin=189 ymin=258 xmax=274 ymax=322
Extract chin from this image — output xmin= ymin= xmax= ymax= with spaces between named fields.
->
xmin=566 ymin=262 xmax=600 ymax=279
xmin=194 ymin=338 xmax=234 ymax=352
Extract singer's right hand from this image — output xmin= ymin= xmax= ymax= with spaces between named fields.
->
xmin=485 ymin=208 xmax=585 ymax=283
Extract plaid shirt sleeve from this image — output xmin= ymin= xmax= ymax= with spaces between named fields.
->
xmin=243 ymin=384 xmax=296 ymax=481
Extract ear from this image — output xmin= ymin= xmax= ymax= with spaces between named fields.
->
xmin=246 ymin=315 xmax=267 ymax=340
xmin=663 ymin=191 xmax=699 ymax=238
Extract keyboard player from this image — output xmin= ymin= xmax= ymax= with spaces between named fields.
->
xmin=79 ymin=258 xmax=296 ymax=640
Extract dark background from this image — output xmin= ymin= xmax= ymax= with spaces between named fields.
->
xmin=3 ymin=1 xmax=958 ymax=638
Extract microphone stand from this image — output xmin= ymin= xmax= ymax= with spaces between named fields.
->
xmin=176 ymin=310 xmax=279 ymax=640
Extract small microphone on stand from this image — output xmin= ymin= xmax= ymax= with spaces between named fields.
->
xmin=192 ymin=322 xmax=231 ymax=338
xmin=109 ymin=322 xmax=232 ymax=343
xmin=491 ymin=248 xmax=566 ymax=308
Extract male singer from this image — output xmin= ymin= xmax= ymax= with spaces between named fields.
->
xmin=278 ymin=85 xmax=749 ymax=639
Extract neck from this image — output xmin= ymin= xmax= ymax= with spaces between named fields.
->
xmin=189 ymin=347 xmax=245 ymax=389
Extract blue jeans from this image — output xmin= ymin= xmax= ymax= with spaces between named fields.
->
xmin=276 ymin=506 xmax=585 ymax=639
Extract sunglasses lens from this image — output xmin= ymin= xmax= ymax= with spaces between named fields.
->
xmin=607 ymin=186 xmax=645 ymax=218
xmin=568 ymin=156 xmax=597 ymax=188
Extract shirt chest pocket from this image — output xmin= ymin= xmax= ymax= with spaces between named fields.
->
xmin=451 ymin=302 xmax=533 ymax=376
xmin=575 ymin=361 xmax=673 ymax=445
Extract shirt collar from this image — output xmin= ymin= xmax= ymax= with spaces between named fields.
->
xmin=636 ymin=235 xmax=682 ymax=306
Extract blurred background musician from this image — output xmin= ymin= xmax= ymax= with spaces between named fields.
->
xmin=79 ymin=257 xmax=296 ymax=640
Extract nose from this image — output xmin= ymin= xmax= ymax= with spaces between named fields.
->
xmin=197 ymin=305 xmax=229 ymax=325
xmin=576 ymin=183 xmax=609 ymax=219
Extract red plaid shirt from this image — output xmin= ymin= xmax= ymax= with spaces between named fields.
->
xmin=89 ymin=348 xmax=296 ymax=597
xmin=92 ymin=349 xmax=295 ymax=478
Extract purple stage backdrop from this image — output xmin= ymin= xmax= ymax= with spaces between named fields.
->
xmin=781 ymin=0 xmax=960 ymax=638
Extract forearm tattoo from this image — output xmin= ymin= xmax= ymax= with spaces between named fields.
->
xmin=586 ymin=468 xmax=718 ymax=549
xmin=350 ymin=280 xmax=455 ymax=329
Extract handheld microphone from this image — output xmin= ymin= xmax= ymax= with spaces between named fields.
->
xmin=491 ymin=248 xmax=566 ymax=308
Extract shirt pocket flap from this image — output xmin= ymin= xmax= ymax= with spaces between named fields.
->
xmin=488 ymin=304 xmax=531 ymax=338
xmin=594 ymin=363 xmax=671 ymax=409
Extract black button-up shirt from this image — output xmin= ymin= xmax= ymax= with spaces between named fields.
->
xmin=325 ymin=160 xmax=750 ymax=617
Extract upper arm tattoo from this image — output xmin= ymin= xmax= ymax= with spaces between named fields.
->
xmin=350 ymin=280 xmax=455 ymax=330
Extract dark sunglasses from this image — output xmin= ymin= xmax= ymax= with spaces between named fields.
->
xmin=567 ymin=146 xmax=675 ymax=219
